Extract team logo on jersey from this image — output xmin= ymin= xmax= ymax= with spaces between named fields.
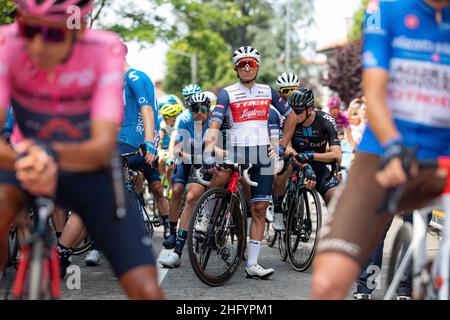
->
xmin=129 ymin=71 xmax=140 ymax=81
xmin=38 ymin=118 xmax=83 ymax=140
xmin=59 ymin=68 xmax=95 ymax=87
xmin=432 ymin=53 xmax=441 ymax=63
xmin=405 ymin=15 xmax=419 ymax=30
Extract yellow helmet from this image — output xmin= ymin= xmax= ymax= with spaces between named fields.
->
xmin=160 ymin=103 xmax=183 ymax=118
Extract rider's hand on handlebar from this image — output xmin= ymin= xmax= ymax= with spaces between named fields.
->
xmin=295 ymin=152 xmax=314 ymax=164
xmin=144 ymin=140 xmax=158 ymax=164
xmin=165 ymin=158 xmax=175 ymax=168
xmin=304 ymin=164 xmax=317 ymax=190
xmin=15 ymin=139 xmax=58 ymax=196
xmin=376 ymin=138 xmax=418 ymax=188
xmin=203 ymin=151 xmax=218 ymax=175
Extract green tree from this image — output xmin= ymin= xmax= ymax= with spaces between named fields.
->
xmin=164 ymin=29 xmax=235 ymax=94
xmin=0 ymin=0 xmax=15 ymax=25
xmin=164 ymin=0 xmax=315 ymax=90
xmin=348 ymin=0 xmax=370 ymax=41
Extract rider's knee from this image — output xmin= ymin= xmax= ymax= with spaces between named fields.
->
xmin=251 ymin=202 xmax=268 ymax=217
xmin=0 ymin=186 xmax=23 ymax=234
xmin=311 ymin=253 xmax=357 ymax=300
xmin=185 ymin=190 xmax=200 ymax=206
xmin=171 ymin=184 xmax=184 ymax=198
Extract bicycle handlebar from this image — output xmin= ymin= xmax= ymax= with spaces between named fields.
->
xmin=378 ymin=153 xmax=449 ymax=215
xmin=195 ymin=164 xmax=259 ymax=188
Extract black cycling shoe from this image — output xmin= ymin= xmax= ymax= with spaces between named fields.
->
xmin=162 ymin=234 xmax=176 ymax=249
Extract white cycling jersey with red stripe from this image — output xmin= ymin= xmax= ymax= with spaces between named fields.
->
xmin=211 ymin=82 xmax=292 ymax=146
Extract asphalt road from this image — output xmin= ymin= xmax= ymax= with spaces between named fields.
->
xmin=0 ymin=205 xmax=440 ymax=300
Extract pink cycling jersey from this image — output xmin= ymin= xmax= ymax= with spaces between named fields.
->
xmin=0 ymin=23 xmax=124 ymax=143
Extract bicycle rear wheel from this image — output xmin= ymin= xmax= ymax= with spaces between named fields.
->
xmin=385 ymin=222 xmax=413 ymax=299
xmin=187 ymin=188 xmax=245 ymax=287
xmin=286 ymin=188 xmax=322 ymax=272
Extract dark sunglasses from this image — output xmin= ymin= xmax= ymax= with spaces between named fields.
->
xmin=292 ymin=105 xmax=308 ymax=114
xmin=18 ymin=21 xmax=68 ymax=43
xmin=190 ymin=105 xmax=209 ymax=113
xmin=235 ymin=59 xmax=259 ymax=70
xmin=280 ymin=87 xmax=297 ymax=96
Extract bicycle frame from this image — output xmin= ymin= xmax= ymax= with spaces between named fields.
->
xmin=384 ymin=156 xmax=450 ymax=300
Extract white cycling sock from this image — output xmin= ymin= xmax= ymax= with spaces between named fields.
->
xmin=247 ymin=239 xmax=261 ymax=268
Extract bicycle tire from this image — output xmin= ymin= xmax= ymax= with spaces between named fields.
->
xmin=267 ymin=229 xmax=278 ymax=248
xmin=7 ymin=227 xmax=19 ymax=268
xmin=385 ymin=222 xmax=413 ymax=298
xmin=286 ymin=187 xmax=322 ymax=272
xmin=187 ymin=188 xmax=245 ymax=287
xmin=28 ymin=239 xmax=45 ymax=300
xmin=278 ymin=231 xmax=288 ymax=261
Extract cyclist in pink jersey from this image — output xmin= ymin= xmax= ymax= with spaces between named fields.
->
xmin=0 ymin=0 xmax=163 ymax=299
xmin=327 ymin=96 xmax=356 ymax=149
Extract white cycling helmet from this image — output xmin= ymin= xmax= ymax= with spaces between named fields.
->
xmin=232 ymin=46 xmax=261 ymax=66
xmin=276 ymin=72 xmax=300 ymax=88
xmin=203 ymin=91 xmax=217 ymax=107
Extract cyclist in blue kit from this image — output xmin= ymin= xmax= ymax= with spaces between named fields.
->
xmin=312 ymin=0 xmax=450 ymax=299
xmin=118 ymin=57 xmax=171 ymax=239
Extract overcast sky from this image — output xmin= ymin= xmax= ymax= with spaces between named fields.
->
xmin=126 ymin=0 xmax=362 ymax=81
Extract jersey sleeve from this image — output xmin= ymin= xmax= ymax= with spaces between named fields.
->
xmin=323 ymin=113 xmax=341 ymax=147
xmin=268 ymin=107 xmax=280 ymax=131
xmin=91 ymin=33 xmax=125 ymax=124
xmin=211 ymin=89 xmax=230 ymax=125
xmin=175 ymin=118 xmax=189 ymax=143
xmin=4 ymin=106 xmax=14 ymax=132
xmin=127 ymin=71 xmax=156 ymax=111
xmin=0 ymin=27 xmax=12 ymax=110
xmin=270 ymin=87 xmax=292 ymax=117
xmin=362 ymin=0 xmax=392 ymax=70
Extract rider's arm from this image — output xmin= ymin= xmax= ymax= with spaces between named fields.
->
xmin=52 ymin=36 xmax=126 ymax=172
xmin=361 ymin=2 xmax=399 ymax=145
xmin=158 ymin=129 xmax=165 ymax=152
xmin=204 ymin=89 xmax=229 ymax=154
xmin=0 ymin=109 xmax=16 ymax=170
xmin=270 ymin=88 xmax=296 ymax=149
xmin=313 ymin=114 xmax=342 ymax=163
xmin=126 ymin=71 xmax=157 ymax=144
xmin=364 ymin=70 xmax=399 ymax=144
xmin=0 ymin=34 xmax=17 ymax=169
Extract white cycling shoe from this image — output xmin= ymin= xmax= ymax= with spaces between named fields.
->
xmin=85 ymin=249 xmax=100 ymax=266
xmin=245 ymin=264 xmax=274 ymax=280
xmin=159 ymin=252 xmax=181 ymax=268
xmin=272 ymin=213 xmax=285 ymax=231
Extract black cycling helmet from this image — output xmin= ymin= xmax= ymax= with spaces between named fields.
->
xmin=288 ymin=88 xmax=315 ymax=112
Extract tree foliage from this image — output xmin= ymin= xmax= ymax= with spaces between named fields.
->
xmin=0 ymin=0 xmax=15 ymax=25
xmin=163 ymin=0 xmax=315 ymax=92
xmin=348 ymin=0 xmax=370 ymax=41
xmin=322 ymin=40 xmax=362 ymax=108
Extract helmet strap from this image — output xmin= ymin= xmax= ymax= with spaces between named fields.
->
xmin=236 ymin=71 xmax=258 ymax=84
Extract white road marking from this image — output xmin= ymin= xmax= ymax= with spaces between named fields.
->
xmin=157 ymin=248 xmax=173 ymax=285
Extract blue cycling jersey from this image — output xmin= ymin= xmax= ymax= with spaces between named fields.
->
xmin=358 ymin=0 xmax=450 ymax=159
xmin=175 ymin=110 xmax=210 ymax=157
xmin=268 ymin=105 xmax=284 ymax=140
xmin=2 ymin=106 xmax=14 ymax=135
xmin=159 ymin=119 xmax=173 ymax=150
xmin=117 ymin=69 xmax=159 ymax=148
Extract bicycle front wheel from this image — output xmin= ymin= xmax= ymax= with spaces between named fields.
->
xmin=385 ymin=222 xmax=413 ymax=299
xmin=286 ymin=187 xmax=322 ymax=272
xmin=187 ymin=188 xmax=245 ymax=287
